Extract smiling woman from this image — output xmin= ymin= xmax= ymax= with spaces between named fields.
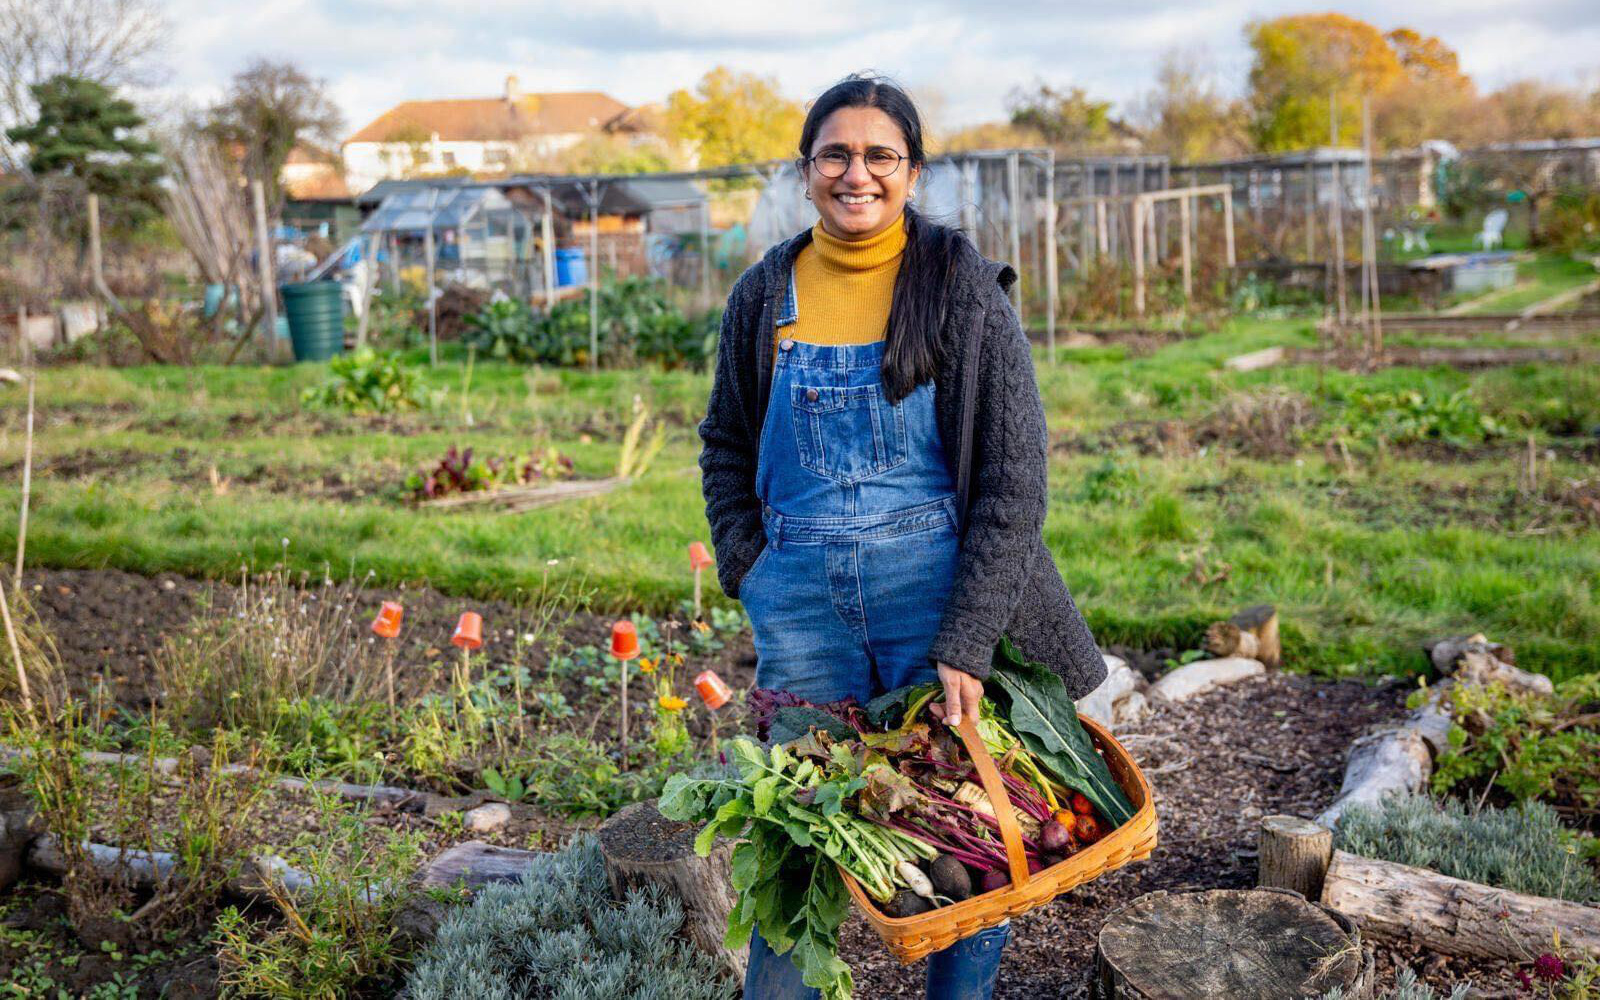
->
xmin=697 ymin=72 xmax=1111 ymax=1000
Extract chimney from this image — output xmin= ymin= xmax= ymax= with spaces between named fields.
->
xmin=505 ymin=74 xmax=521 ymax=103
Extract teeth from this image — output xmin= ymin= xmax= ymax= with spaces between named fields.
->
xmin=838 ymin=194 xmax=877 ymax=204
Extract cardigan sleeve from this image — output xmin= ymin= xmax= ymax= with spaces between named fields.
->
xmin=925 ymin=278 xmax=1048 ymax=680
xmin=696 ymin=268 xmax=768 ymax=600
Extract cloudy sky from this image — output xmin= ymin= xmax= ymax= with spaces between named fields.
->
xmin=154 ymin=0 xmax=1599 ymax=137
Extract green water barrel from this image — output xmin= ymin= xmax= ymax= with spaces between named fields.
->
xmin=280 ymin=281 xmax=345 ymax=362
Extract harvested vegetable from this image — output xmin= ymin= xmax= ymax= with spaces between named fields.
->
xmin=929 ymin=855 xmax=972 ymax=901
xmin=659 ymin=647 xmax=1136 ymax=1000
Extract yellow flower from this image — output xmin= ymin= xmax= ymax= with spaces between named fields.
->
xmin=659 ymin=694 xmax=688 ymax=712
xmin=638 ymin=657 xmax=657 ymax=674
xmin=691 ymin=619 xmax=711 ymax=634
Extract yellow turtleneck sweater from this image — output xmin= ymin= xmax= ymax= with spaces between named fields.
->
xmin=780 ymin=212 xmax=906 ymax=349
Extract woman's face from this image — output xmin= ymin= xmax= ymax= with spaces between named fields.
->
xmin=801 ymin=106 xmax=921 ymax=241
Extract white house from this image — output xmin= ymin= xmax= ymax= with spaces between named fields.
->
xmin=341 ymin=77 xmax=645 ymax=191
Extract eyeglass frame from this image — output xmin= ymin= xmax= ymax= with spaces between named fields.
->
xmin=799 ymin=146 xmax=912 ymax=179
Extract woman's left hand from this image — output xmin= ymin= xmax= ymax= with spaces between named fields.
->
xmin=927 ymin=661 xmax=984 ymax=728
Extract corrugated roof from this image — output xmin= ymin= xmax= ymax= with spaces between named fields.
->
xmin=346 ymin=92 xmax=631 ymax=145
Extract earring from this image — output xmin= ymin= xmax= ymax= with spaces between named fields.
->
xmin=804 ymin=190 xmax=812 ymax=201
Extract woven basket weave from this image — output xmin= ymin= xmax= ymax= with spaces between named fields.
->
xmin=841 ymin=712 xmax=1157 ymax=964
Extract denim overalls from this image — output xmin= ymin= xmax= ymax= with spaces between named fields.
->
xmin=740 ymin=265 xmax=1009 ymax=1000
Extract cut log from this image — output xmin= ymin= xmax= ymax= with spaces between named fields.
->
xmin=418 ymin=840 xmax=542 ymax=892
xmin=1315 ymin=728 xmax=1431 ymax=830
xmin=0 ymin=790 xmax=38 ymax=891
xmin=1258 ymin=815 xmax=1333 ymax=900
xmin=1093 ymin=888 xmax=1372 ymax=999
xmin=1148 ymin=656 xmax=1264 ymax=704
xmin=598 ymin=800 xmax=747 ymax=981
xmin=1321 ymin=850 xmax=1600 ymax=962
xmin=1203 ymin=604 xmax=1281 ymax=669
xmin=27 ymin=835 xmax=327 ymax=900
xmin=1405 ymin=681 xmax=1456 ymax=758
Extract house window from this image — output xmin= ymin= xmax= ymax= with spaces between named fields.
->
xmin=485 ymin=148 xmax=509 ymax=166
xmin=441 ymin=151 xmax=457 ymax=168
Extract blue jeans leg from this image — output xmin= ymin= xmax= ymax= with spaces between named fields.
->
xmin=744 ymin=923 xmax=818 ymax=1000
xmin=926 ymin=920 xmax=1010 ymax=1000
xmin=744 ymin=919 xmax=1010 ymax=1000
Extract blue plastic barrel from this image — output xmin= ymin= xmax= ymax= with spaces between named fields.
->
xmin=555 ymin=247 xmax=587 ymax=287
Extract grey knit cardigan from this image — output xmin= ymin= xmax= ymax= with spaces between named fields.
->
xmin=696 ymin=225 xmax=1108 ymax=699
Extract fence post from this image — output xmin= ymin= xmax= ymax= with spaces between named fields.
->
xmin=251 ymin=180 xmax=277 ymax=359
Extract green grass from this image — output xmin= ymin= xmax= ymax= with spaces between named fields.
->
xmin=4 ymin=280 xmax=1598 ymax=682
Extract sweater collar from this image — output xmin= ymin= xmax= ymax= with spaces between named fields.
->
xmin=806 ymin=213 xmax=907 ymax=275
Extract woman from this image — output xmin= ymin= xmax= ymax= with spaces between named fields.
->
xmin=697 ymin=73 xmax=1108 ymax=1000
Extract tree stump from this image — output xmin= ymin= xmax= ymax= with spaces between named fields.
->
xmin=1093 ymin=888 xmax=1372 ymax=999
xmin=1258 ymin=815 xmax=1333 ymax=900
xmin=597 ymin=799 xmax=747 ymax=981
xmin=1204 ymin=603 xmax=1281 ymax=669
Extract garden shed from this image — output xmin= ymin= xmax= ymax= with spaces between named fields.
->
xmin=359 ymin=183 xmax=536 ymax=290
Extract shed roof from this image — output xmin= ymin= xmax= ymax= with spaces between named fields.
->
xmin=347 ymin=92 xmax=631 ymax=145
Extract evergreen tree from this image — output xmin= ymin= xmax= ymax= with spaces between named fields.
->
xmin=5 ymin=74 xmax=164 ymax=224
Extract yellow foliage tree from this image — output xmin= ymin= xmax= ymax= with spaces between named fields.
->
xmin=1246 ymin=13 xmax=1405 ymax=150
xmin=664 ymin=67 xmax=805 ymax=168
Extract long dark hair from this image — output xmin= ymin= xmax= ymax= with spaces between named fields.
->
xmin=797 ymin=74 xmax=967 ymax=404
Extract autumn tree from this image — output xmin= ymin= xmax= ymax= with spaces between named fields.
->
xmin=664 ymin=67 xmax=804 ymax=168
xmin=1246 ymin=13 xmax=1405 ymax=150
xmin=1134 ymin=49 xmax=1249 ymax=162
xmin=1005 ymin=81 xmax=1131 ymax=152
xmin=203 ymin=57 xmax=343 ymax=212
xmin=1374 ymin=27 xmax=1476 ymax=147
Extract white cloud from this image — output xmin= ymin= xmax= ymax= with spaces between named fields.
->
xmin=141 ymin=0 xmax=1599 ymax=140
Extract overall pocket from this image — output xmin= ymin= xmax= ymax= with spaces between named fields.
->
xmin=790 ymin=383 xmax=907 ymax=485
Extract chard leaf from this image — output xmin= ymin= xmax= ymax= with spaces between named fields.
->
xmin=988 ymin=636 xmax=1136 ymax=827
xmin=770 ymin=706 xmax=858 ymax=745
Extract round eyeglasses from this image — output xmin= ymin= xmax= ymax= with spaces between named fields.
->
xmin=804 ymin=148 xmax=907 ymax=179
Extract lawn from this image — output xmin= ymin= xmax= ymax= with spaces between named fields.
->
xmin=3 ymin=278 xmax=1597 ymax=682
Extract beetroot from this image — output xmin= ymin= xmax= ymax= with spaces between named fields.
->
xmin=979 ymin=870 xmax=1010 ymax=894
xmin=1039 ymin=819 xmax=1072 ymax=853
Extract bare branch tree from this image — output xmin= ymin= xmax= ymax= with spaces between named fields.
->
xmin=0 ymin=0 xmax=169 ymax=168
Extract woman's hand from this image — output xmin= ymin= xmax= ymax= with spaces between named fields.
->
xmin=927 ymin=661 xmax=984 ymax=728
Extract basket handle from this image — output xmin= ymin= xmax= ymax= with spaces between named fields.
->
xmin=954 ymin=713 xmax=1030 ymax=890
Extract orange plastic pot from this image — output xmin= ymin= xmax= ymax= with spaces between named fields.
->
xmin=610 ymin=620 xmax=640 ymax=660
xmin=451 ymin=611 xmax=483 ymax=650
xmin=371 ymin=601 xmax=404 ymax=639
xmin=688 ymin=541 xmax=714 ymax=571
xmin=694 ymin=670 xmax=732 ymax=709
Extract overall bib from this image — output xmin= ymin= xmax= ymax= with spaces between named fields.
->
xmin=739 ymin=272 xmax=1009 ymax=1000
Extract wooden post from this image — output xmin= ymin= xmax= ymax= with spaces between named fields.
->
xmin=588 ymin=180 xmax=600 ymax=371
xmin=251 ymin=180 xmax=277 ymax=357
xmin=1304 ymin=160 xmax=1316 ymax=261
xmin=1179 ymin=194 xmax=1193 ymax=305
xmin=13 ymin=377 xmax=32 ymax=589
xmin=1257 ymin=815 xmax=1332 ymax=900
xmin=1361 ymin=98 xmax=1383 ymax=358
xmin=541 ymin=188 xmax=556 ymax=309
xmin=1044 ymin=148 xmax=1057 ymax=362
xmin=424 ymin=187 xmax=438 ymax=366
xmin=699 ymin=196 xmax=711 ymax=309
xmin=1095 ymin=199 xmax=1108 ymax=257
xmin=387 ymin=233 xmax=400 ymax=295
xmin=1331 ymin=159 xmax=1347 ymax=324
xmin=1132 ymin=197 xmax=1146 ymax=317
xmin=1221 ymin=188 xmax=1236 ymax=267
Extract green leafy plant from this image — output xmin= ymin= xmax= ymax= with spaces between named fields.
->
xmin=405 ymin=834 xmax=736 ymax=1000
xmin=1322 ymin=966 xmax=1469 ymax=1000
xmin=1335 ymin=792 xmax=1598 ymax=902
xmin=405 ymin=444 xmax=575 ymax=500
xmin=1428 ymin=675 xmax=1600 ymax=820
xmin=480 ymin=766 xmax=529 ymax=803
xmin=300 ymin=347 xmax=429 ymax=415
xmin=1318 ymin=387 xmax=1509 ymax=449
xmin=215 ymin=790 xmax=427 ymax=998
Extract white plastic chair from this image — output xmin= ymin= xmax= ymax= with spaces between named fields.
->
xmin=1476 ymin=209 xmax=1508 ymax=250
